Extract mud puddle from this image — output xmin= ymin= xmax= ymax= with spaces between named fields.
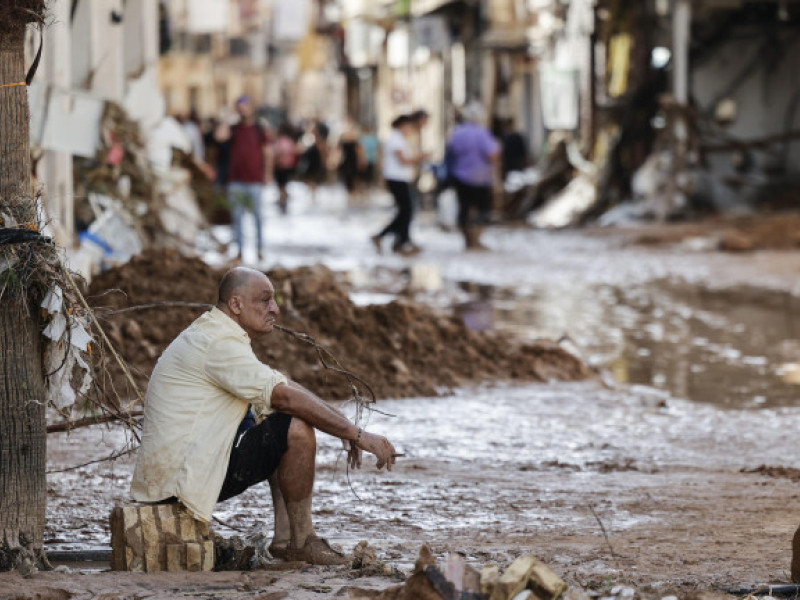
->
xmin=446 ymin=278 xmax=800 ymax=409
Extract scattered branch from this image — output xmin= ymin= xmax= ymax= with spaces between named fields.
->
xmin=47 ymin=410 xmax=143 ymax=434
xmin=212 ymin=516 xmax=249 ymax=534
xmin=94 ymin=301 xmax=213 ymax=318
xmin=46 ymin=445 xmax=137 ymax=475
xmin=587 ymin=503 xmax=623 ymax=569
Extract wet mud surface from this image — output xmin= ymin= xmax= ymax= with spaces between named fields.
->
xmin=13 ymin=195 xmax=800 ymax=598
xmin=31 ymin=381 xmax=800 ymax=598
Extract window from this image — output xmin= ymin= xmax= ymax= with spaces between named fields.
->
xmin=229 ymin=37 xmax=250 ymax=57
xmin=195 ymin=34 xmax=211 ymax=54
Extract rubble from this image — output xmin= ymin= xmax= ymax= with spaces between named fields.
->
xmin=214 ymin=535 xmax=257 ymax=572
xmin=370 ymin=545 xmax=571 ymax=600
xmin=70 ymin=102 xmax=211 ymax=280
xmin=530 ymin=174 xmax=597 ymax=230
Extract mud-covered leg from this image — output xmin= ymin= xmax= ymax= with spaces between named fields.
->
xmin=278 ymin=418 xmax=347 ymax=565
xmin=267 ymin=473 xmax=290 ymax=558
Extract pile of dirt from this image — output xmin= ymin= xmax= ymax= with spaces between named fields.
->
xmin=628 ymin=213 xmax=800 ymax=252
xmin=717 ymin=214 xmax=800 ymax=251
xmin=88 ymin=249 xmax=592 ymax=402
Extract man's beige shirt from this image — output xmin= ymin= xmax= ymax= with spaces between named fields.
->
xmin=130 ymin=307 xmax=287 ymax=522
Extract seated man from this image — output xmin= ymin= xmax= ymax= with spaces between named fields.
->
xmin=130 ymin=267 xmax=397 ymax=565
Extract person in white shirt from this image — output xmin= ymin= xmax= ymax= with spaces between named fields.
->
xmin=131 ymin=267 xmax=397 ymax=565
xmin=371 ymin=114 xmax=428 ymax=255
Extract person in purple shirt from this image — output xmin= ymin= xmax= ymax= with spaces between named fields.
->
xmin=446 ymin=102 xmax=500 ymax=249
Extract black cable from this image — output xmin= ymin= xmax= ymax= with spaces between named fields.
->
xmin=0 ymin=228 xmax=50 ymax=245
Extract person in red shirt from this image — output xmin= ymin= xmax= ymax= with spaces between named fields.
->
xmin=226 ymin=96 xmax=272 ymax=261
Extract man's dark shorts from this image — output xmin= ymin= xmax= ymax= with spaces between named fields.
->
xmin=217 ymin=412 xmax=292 ymax=502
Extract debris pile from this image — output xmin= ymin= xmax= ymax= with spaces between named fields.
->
xmin=87 ymin=249 xmax=593 ymax=402
xmin=369 ymin=544 xmax=576 ymax=600
xmin=74 ymin=102 xmax=157 ymax=240
xmin=69 ymin=103 xmax=211 ymax=279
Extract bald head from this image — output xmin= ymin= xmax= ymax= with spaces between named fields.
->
xmin=217 ymin=267 xmax=264 ymax=305
xmin=216 ymin=267 xmax=279 ymax=337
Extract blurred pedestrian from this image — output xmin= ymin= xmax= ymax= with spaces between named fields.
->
xmin=212 ymin=106 xmax=238 ymax=189
xmin=297 ymin=120 xmax=328 ymax=200
xmin=446 ymin=101 xmax=500 ymax=250
xmin=222 ymin=95 xmax=273 ymax=262
xmin=500 ymin=118 xmax=528 ymax=178
xmin=338 ymin=117 xmax=362 ymax=198
xmin=273 ymin=122 xmax=299 ymax=215
xmin=371 ymin=114 xmax=429 ymax=255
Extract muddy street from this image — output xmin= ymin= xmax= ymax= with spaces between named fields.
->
xmin=19 ymin=191 xmax=800 ymax=598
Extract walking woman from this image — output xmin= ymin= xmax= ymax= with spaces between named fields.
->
xmin=371 ymin=114 xmax=428 ymax=255
xmin=446 ymin=101 xmax=500 ymax=250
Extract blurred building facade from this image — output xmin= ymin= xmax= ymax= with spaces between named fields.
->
xmin=158 ymin=0 xmax=346 ymax=123
xmin=28 ymin=0 xmax=800 ymax=251
xmin=337 ymin=0 xmax=567 ymax=160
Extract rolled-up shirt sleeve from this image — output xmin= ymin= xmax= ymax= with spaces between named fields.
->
xmin=203 ymin=333 xmax=287 ymax=411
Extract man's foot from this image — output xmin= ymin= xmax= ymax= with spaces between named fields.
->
xmin=285 ymin=534 xmax=349 ymax=566
xmin=370 ymin=234 xmax=382 ymax=254
xmin=268 ymin=542 xmax=289 ymax=560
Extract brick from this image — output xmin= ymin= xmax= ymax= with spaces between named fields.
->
xmin=157 ymin=505 xmax=177 ymax=536
xmin=481 ymin=565 xmax=501 ymax=599
xmin=202 ymin=540 xmax=215 ymax=572
xmin=196 ymin=519 xmax=210 ymax=539
xmin=179 ymin=510 xmax=200 ymax=542
xmin=186 ymin=542 xmax=202 ymax=572
xmin=793 ymin=523 xmax=800 ymax=583
xmin=109 ymin=507 xmax=126 ymax=571
xmin=528 ymin=561 xmax=566 ymax=600
xmin=491 ymin=556 xmax=567 ymax=600
xmin=109 ymin=505 xmax=146 ymax=572
xmin=166 ymin=544 xmax=184 ymax=572
xmin=492 ymin=556 xmax=538 ymax=600
xmin=139 ymin=506 xmax=162 ymax=572
xmin=110 ymin=504 xmax=214 ymax=572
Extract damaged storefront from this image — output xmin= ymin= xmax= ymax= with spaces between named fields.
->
xmin=508 ymin=0 xmax=800 ymax=228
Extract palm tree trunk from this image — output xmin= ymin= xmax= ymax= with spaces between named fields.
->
xmin=0 ymin=10 xmax=48 ymax=571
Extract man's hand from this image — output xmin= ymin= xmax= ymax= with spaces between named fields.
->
xmin=343 ymin=439 xmax=362 ymax=469
xmin=355 ymin=430 xmax=397 ymax=471
xmin=270 ymin=381 xmax=397 ymax=471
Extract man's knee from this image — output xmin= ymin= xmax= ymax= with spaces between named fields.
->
xmin=287 ymin=418 xmax=316 ymax=450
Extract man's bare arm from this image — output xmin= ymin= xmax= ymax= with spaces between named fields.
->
xmin=270 ymin=381 xmax=396 ymax=470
